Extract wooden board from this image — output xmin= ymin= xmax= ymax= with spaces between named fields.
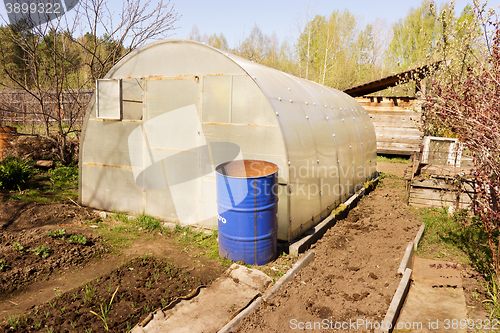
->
xmin=408 ymin=182 xmax=474 ymax=209
xmin=410 ymin=178 xmax=475 ymax=192
xmin=358 ymin=98 xmax=424 ymax=155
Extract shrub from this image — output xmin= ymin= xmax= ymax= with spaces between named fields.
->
xmin=0 ymin=157 xmax=34 ymax=190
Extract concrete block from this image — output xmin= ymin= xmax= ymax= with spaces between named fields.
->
xmin=398 ymin=242 xmax=414 ymax=275
xmin=413 ymin=223 xmax=425 ymax=250
xmin=375 ymin=268 xmax=412 ymax=333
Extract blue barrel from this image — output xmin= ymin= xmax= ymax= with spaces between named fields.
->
xmin=216 ymin=160 xmax=279 ymax=266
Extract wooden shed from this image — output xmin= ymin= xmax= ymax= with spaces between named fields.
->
xmin=344 ymin=64 xmax=440 ymax=156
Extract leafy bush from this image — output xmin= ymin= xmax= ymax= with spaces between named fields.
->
xmin=48 ymin=165 xmax=78 ymax=188
xmin=0 ymin=157 xmax=34 ymax=190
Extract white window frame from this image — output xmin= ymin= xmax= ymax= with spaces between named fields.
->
xmin=96 ymin=78 xmax=122 ymax=120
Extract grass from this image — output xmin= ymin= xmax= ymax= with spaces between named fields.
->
xmin=416 ymin=208 xmax=488 ymax=266
xmin=90 ymin=287 xmax=119 ymax=331
xmin=379 ymin=172 xmax=403 ymax=180
xmin=377 ymin=154 xmax=411 ymax=164
xmin=5 ymin=164 xmax=79 ymax=203
xmin=417 ymin=208 xmax=500 ymax=319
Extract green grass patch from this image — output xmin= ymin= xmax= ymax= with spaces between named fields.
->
xmin=379 ymin=172 xmax=403 ymax=180
xmin=91 ymin=220 xmax=141 ymax=253
xmin=4 ymin=163 xmax=78 ymax=203
xmin=172 ymin=225 xmax=232 ymax=267
xmin=377 ymin=155 xmax=411 ymax=164
xmin=417 ymin=208 xmax=491 ymax=272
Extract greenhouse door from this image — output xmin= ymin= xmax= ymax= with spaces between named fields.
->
xmin=140 ymin=76 xmax=209 ymax=224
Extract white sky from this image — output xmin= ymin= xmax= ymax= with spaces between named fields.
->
xmin=0 ymin=0 xmax=497 ymax=49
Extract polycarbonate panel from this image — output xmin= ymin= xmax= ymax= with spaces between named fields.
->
xmin=202 ymin=75 xmax=231 ymax=123
xmin=96 ymin=79 xmax=121 ymax=119
xmin=122 ymin=78 xmax=143 ymax=102
xmin=226 ymin=53 xmax=374 ymax=239
xmin=82 ymin=120 xmax=141 ymax=166
xmin=123 ymin=101 xmax=142 ymax=120
xmin=145 ymin=76 xmax=201 ymax=120
xmin=109 ymin=40 xmax=245 ymax=79
xmin=231 ymin=75 xmax=275 ymax=126
xmin=81 ymin=165 xmax=143 ymax=213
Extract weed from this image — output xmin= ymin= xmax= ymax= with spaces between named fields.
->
xmin=29 ymin=245 xmax=51 ymax=258
xmin=72 ymin=291 xmax=79 ymax=301
xmin=85 ymin=328 xmax=92 ymax=333
xmin=8 ymin=315 xmax=19 ymax=329
xmin=472 ymin=288 xmax=481 ymax=301
xmin=146 ymin=280 xmax=152 ymax=289
xmin=153 ymin=270 xmax=160 ymax=283
xmin=483 ymin=277 xmax=500 ymax=318
xmin=161 ymin=298 xmax=168 ymax=308
xmin=68 ymin=235 xmax=87 ymax=245
xmin=165 ymin=266 xmax=174 ymax=279
xmin=46 ymin=326 xmax=54 ymax=333
xmin=48 ymin=165 xmax=78 ymax=188
xmin=90 ymin=286 xmax=119 ymax=331
xmin=12 ymin=242 xmax=26 ymax=252
xmin=376 ymin=155 xmax=410 ymax=164
xmin=34 ymin=320 xmax=42 ymax=329
xmin=379 ymin=172 xmax=402 ymax=180
xmin=46 ymin=229 xmax=66 ymax=239
xmin=0 ymin=156 xmax=34 ymax=190
xmin=60 ymin=306 xmax=66 ymax=313
xmin=135 ymin=213 xmax=162 ymax=231
xmin=70 ymin=320 xmax=77 ymax=328
xmin=83 ymin=284 xmax=94 ymax=303
xmin=131 ymin=301 xmax=136 ymax=308
xmin=49 ymin=300 xmax=56 ymax=308
xmin=0 ymin=258 xmax=9 ymax=271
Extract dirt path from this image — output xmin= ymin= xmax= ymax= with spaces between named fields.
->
xmin=237 ymin=164 xmax=421 ymax=333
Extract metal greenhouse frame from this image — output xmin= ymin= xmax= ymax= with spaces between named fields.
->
xmin=78 ymin=39 xmax=377 ymax=242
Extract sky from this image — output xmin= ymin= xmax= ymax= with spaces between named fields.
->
xmin=0 ymin=0 xmax=496 ymax=48
xmin=169 ymin=0 xmax=488 ymax=48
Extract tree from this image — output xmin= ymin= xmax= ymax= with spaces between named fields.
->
xmin=234 ymin=24 xmax=270 ymax=63
xmin=426 ymin=3 xmax=500 ymax=286
xmin=297 ymin=9 xmax=363 ymax=90
xmin=0 ymin=0 xmax=180 ymax=164
xmin=208 ymin=33 xmax=228 ymax=51
xmin=386 ymin=0 xmax=440 ymax=72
